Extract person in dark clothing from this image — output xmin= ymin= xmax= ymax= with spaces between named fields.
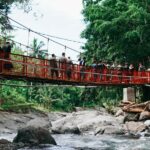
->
xmin=138 ymin=62 xmax=145 ymax=72
xmin=78 ymin=58 xmax=82 ymax=65
xmin=79 ymin=57 xmax=86 ymax=66
xmin=3 ymin=42 xmax=11 ymax=58
xmin=79 ymin=57 xmax=86 ymax=81
xmin=49 ymin=54 xmax=58 ymax=78
xmin=3 ymin=42 xmax=13 ymax=70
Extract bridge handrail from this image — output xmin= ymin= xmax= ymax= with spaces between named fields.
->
xmin=0 ymin=52 xmax=150 ymax=85
xmin=0 ymin=57 xmax=150 ymax=79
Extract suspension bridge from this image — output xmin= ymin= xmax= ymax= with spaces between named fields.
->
xmin=0 ymin=11 xmax=150 ymax=86
xmin=0 ymin=52 xmax=150 ymax=86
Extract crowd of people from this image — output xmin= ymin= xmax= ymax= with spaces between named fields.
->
xmin=48 ymin=52 xmax=149 ymax=83
xmin=89 ymin=60 xmax=147 ymax=82
xmin=49 ymin=52 xmax=73 ymax=80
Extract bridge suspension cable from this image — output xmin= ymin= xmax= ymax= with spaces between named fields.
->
xmin=11 ymin=25 xmax=85 ymax=44
xmin=0 ymin=10 xmax=81 ymax=54
xmin=0 ymin=34 xmax=78 ymax=63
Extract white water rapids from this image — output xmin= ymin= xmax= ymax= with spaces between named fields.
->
xmin=1 ymin=133 xmax=150 ymax=150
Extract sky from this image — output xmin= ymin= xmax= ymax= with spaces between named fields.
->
xmin=9 ymin=0 xmax=86 ymax=61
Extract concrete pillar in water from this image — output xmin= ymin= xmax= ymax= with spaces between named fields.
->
xmin=123 ymin=87 xmax=135 ymax=102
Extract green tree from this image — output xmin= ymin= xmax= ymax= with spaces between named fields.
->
xmin=0 ymin=0 xmax=32 ymax=31
xmin=81 ymin=0 xmax=150 ymax=101
xmin=30 ymin=38 xmax=47 ymax=59
xmin=51 ymin=87 xmax=83 ymax=111
xmin=82 ymin=0 xmax=150 ymax=66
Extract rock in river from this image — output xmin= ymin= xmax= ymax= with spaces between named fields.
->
xmin=13 ymin=126 xmax=57 ymax=146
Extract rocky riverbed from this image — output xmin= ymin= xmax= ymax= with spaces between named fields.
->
xmin=0 ymin=108 xmax=149 ymax=136
xmin=0 ymin=108 xmax=150 ymax=149
xmin=0 ymin=108 xmax=125 ymax=135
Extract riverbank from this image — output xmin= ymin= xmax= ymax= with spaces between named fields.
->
xmin=0 ymin=107 xmax=144 ymax=136
xmin=0 ymin=108 xmax=150 ymax=149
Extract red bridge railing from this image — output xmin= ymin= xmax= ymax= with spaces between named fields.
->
xmin=0 ymin=52 xmax=150 ymax=85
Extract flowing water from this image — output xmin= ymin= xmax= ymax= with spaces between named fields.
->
xmin=1 ymin=133 xmax=150 ymax=150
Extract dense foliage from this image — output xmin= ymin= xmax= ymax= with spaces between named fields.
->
xmin=0 ymin=39 xmax=123 ymax=112
xmin=30 ymin=38 xmax=48 ymax=59
xmin=81 ymin=0 xmax=150 ymax=101
xmin=0 ymin=0 xmax=32 ymax=13
xmin=82 ymin=0 xmax=150 ymax=66
xmin=0 ymin=0 xmax=32 ymax=31
xmin=1 ymin=0 xmax=150 ymax=113
xmin=0 ymin=79 xmax=121 ymax=112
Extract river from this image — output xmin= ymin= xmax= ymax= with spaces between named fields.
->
xmin=1 ymin=133 xmax=150 ymax=150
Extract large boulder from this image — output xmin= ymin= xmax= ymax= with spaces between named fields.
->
xmin=139 ymin=111 xmax=150 ymax=121
xmin=0 ymin=139 xmax=11 ymax=144
xmin=51 ymin=110 xmax=122 ymax=135
xmin=26 ymin=118 xmax=52 ymax=129
xmin=123 ymin=112 xmax=139 ymax=122
xmin=124 ymin=121 xmax=146 ymax=133
xmin=95 ymin=126 xmax=125 ymax=135
xmin=0 ymin=139 xmax=18 ymax=150
xmin=144 ymin=120 xmax=150 ymax=127
xmin=0 ymin=139 xmax=27 ymax=150
xmin=13 ymin=126 xmax=56 ymax=145
xmin=52 ymin=125 xmax=80 ymax=134
xmin=115 ymin=109 xmax=124 ymax=117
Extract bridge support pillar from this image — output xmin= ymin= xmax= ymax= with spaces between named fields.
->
xmin=123 ymin=87 xmax=135 ymax=102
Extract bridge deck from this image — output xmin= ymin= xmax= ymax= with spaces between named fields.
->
xmin=0 ymin=52 xmax=150 ymax=86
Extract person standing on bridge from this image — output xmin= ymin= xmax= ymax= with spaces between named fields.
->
xmin=59 ymin=52 xmax=67 ymax=79
xmin=138 ymin=62 xmax=145 ymax=72
xmin=123 ymin=62 xmax=129 ymax=83
xmin=110 ymin=62 xmax=116 ymax=82
xmin=66 ymin=56 xmax=73 ymax=80
xmin=79 ymin=57 xmax=86 ymax=81
xmin=3 ymin=42 xmax=13 ymax=70
xmin=129 ymin=63 xmax=134 ymax=82
xmin=91 ymin=59 xmax=98 ymax=82
xmin=105 ymin=62 xmax=111 ymax=81
xmin=97 ymin=60 xmax=105 ymax=81
xmin=138 ymin=62 xmax=146 ymax=82
xmin=117 ymin=63 xmax=123 ymax=82
xmin=49 ymin=54 xmax=58 ymax=78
